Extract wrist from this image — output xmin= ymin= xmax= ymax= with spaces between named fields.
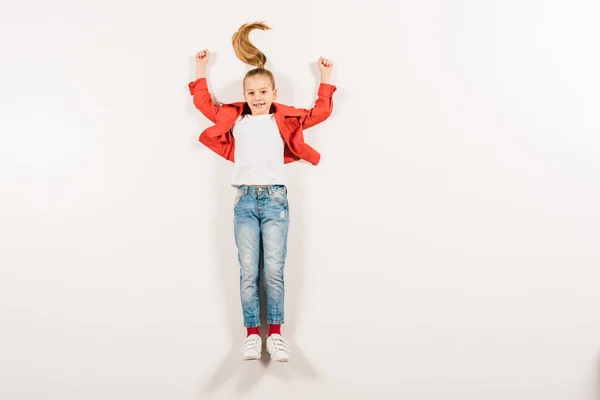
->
xmin=196 ymin=66 xmax=206 ymax=79
xmin=320 ymin=73 xmax=331 ymax=84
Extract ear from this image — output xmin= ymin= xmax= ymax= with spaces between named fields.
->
xmin=273 ymin=88 xmax=278 ymax=99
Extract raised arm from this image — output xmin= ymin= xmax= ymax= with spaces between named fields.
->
xmin=299 ymin=57 xmax=337 ymax=129
xmin=188 ymin=49 xmax=221 ymax=124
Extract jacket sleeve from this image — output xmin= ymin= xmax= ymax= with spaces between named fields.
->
xmin=299 ymin=83 xmax=337 ymax=129
xmin=188 ymin=78 xmax=220 ymax=124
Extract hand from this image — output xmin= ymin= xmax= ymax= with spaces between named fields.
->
xmin=318 ymin=56 xmax=333 ymax=74
xmin=196 ymin=49 xmax=210 ymax=67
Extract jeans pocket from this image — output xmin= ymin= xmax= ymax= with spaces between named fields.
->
xmin=271 ymin=189 xmax=288 ymax=206
xmin=234 ymin=190 xmax=244 ymax=208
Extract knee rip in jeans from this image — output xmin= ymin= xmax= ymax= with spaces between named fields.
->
xmin=242 ymin=253 xmax=253 ymax=266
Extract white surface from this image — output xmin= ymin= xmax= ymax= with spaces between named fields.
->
xmin=1 ymin=0 xmax=599 ymax=399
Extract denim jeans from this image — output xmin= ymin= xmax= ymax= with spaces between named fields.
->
xmin=233 ymin=185 xmax=289 ymax=327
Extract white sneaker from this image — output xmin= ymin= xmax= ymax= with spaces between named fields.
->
xmin=266 ymin=334 xmax=290 ymax=362
xmin=240 ymin=334 xmax=262 ymax=360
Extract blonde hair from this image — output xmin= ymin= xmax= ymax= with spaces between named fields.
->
xmin=232 ymin=21 xmax=276 ymax=89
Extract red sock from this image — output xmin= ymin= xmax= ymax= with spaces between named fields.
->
xmin=268 ymin=324 xmax=281 ymax=336
xmin=247 ymin=327 xmax=260 ymax=337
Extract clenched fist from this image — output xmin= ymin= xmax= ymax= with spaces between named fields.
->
xmin=318 ymin=57 xmax=333 ymax=73
xmin=196 ymin=49 xmax=210 ymax=67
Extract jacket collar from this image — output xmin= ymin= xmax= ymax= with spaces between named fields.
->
xmin=230 ymin=102 xmax=304 ymax=117
xmin=273 ymin=102 xmax=305 ymax=117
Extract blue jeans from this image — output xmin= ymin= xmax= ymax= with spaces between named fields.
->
xmin=233 ymin=185 xmax=289 ymax=327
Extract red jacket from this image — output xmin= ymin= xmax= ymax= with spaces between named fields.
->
xmin=188 ymin=78 xmax=337 ymax=165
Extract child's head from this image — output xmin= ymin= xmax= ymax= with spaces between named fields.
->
xmin=232 ymin=22 xmax=278 ymax=115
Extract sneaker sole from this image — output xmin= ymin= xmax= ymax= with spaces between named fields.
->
xmin=267 ymin=353 xmax=289 ymax=362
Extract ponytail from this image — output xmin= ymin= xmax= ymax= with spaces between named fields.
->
xmin=232 ymin=22 xmax=276 ymax=89
xmin=232 ymin=22 xmax=271 ymax=69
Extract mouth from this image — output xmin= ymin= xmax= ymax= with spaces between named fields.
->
xmin=253 ymin=102 xmax=266 ymax=108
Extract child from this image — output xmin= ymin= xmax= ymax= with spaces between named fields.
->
xmin=188 ymin=22 xmax=336 ymax=362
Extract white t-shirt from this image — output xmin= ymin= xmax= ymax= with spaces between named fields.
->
xmin=231 ymin=113 xmax=286 ymax=187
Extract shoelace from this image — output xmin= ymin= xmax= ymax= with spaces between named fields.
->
xmin=240 ymin=336 xmax=261 ymax=352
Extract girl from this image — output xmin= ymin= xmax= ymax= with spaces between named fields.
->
xmin=188 ymin=22 xmax=336 ymax=362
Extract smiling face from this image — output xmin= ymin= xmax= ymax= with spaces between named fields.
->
xmin=243 ymin=75 xmax=278 ymax=116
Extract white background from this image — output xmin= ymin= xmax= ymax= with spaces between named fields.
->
xmin=1 ymin=0 xmax=599 ymax=399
